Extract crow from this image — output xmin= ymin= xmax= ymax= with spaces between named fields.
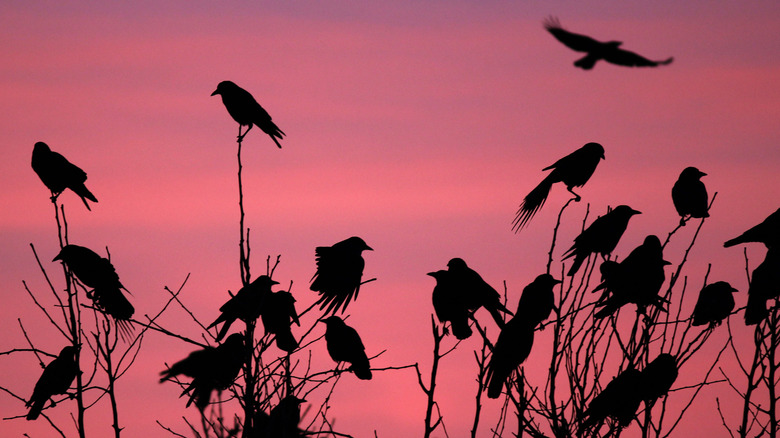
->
xmin=429 ymin=270 xmax=473 ymax=339
xmin=562 ymin=205 xmax=641 ymax=276
xmin=485 ymin=315 xmax=535 ymax=398
xmin=207 ymin=275 xmax=279 ymax=342
xmin=515 ymin=274 xmax=561 ymax=328
xmin=322 ymin=316 xmax=372 ymax=380
xmin=543 ymin=17 xmax=673 ymax=70
xmin=26 ymin=346 xmax=79 ymax=420
xmin=672 ymin=167 xmax=709 ymax=226
xmin=691 ymin=281 xmax=738 ymax=327
xmin=580 ymin=367 xmax=643 ymax=433
xmin=267 ymin=395 xmax=306 ymax=438
xmin=639 ymin=353 xmax=678 ymax=405
xmin=211 ymin=81 xmax=285 ymax=147
xmin=724 ymin=208 xmax=780 ymax=249
xmin=159 ymin=334 xmax=244 ymax=410
xmin=260 ymin=289 xmax=300 ymax=353
xmin=31 ymin=142 xmax=98 ymax=210
xmin=446 ymin=258 xmax=513 ymax=328
xmin=744 ymin=248 xmax=780 ymax=325
xmin=53 ymin=245 xmax=134 ymax=337
xmin=513 ymin=142 xmax=604 ymax=231
xmin=310 ymin=236 xmax=373 ymax=315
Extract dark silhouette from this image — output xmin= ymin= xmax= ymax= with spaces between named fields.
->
xmin=446 ymin=258 xmax=513 ymax=328
xmin=485 ymin=314 xmax=535 ymax=399
xmin=25 ymin=346 xmax=79 ymax=420
xmin=580 ymin=367 xmax=643 ymax=432
xmin=562 ymin=205 xmax=641 ymax=276
xmin=428 ymin=270 xmax=473 ymax=339
xmin=267 ymin=395 xmax=306 ymax=438
xmin=310 ymin=236 xmax=373 ymax=315
xmin=159 ymin=333 xmax=244 ymax=410
xmin=260 ymin=289 xmax=300 ymax=353
xmin=515 ymin=274 xmax=561 ymax=328
xmin=691 ymin=281 xmax=738 ymax=327
xmin=724 ymin=208 xmax=780 ymax=249
xmin=543 ymin=17 xmax=673 ymax=70
xmin=31 ymin=142 xmax=98 ymax=210
xmin=207 ymin=275 xmax=279 ymax=342
xmin=672 ymin=167 xmax=710 ymax=225
xmin=744 ymin=247 xmax=780 ymax=325
xmin=211 ymin=81 xmax=285 ymax=147
xmin=53 ymin=245 xmax=134 ymax=336
xmin=640 ymin=353 xmax=678 ymax=405
xmin=513 ymin=142 xmax=605 ymax=231
xmin=593 ymin=235 xmax=671 ymax=318
xmin=322 ymin=316 xmax=372 ymax=380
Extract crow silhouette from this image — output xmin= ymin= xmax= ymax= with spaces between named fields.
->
xmin=640 ymin=353 xmax=678 ymax=405
xmin=429 ymin=270 xmax=473 ymax=339
xmin=53 ymin=245 xmax=134 ymax=337
xmin=515 ymin=274 xmax=561 ymax=328
xmin=544 ymin=17 xmax=673 ymax=70
xmin=672 ymin=167 xmax=710 ymax=226
xmin=26 ymin=346 xmax=79 ymax=420
xmin=724 ymin=208 xmax=780 ymax=249
xmin=485 ymin=316 xmax=534 ymax=399
xmin=513 ymin=142 xmax=604 ymax=231
xmin=266 ymin=395 xmax=306 ymax=438
xmin=446 ymin=258 xmax=513 ymax=328
xmin=744 ymin=248 xmax=780 ymax=325
xmin=31 ymin=142 xmax=97 ymax=210
xmin=211 ymin=80 xmax=285 ymax=147
xmin=322 ymin=316 xmax=372 ymax=380
xmin=562 ymin=205 xmax=641 ymax=276
xmin=691 ymin=281 xmax=738 ymax=327
xmin=580 ymin=367 xmax=643 ymax=433
xmin=207 ymin=275 xmax=279 ymax=342
xmin=310 ymin=236 xmax=373 ymax=315
xmin=159 ymin=334 xmax=244 ymax=410
xmin=260 ymin=289 xmax=300 ymax=353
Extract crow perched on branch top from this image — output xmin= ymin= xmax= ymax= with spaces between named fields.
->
xmin=672 ymin=167 xmax=710 ymax=226
xmin=211 ymin=80 xmax=285 ymax=147
xmin=513 ymin=142 xmax=604 ymax=231
xmin=207 ymin=275 xmax=279 ymax=342
xmin=543 ymin=16 xmax=673 ymax=70
xmin=31 ymin=142 xmax=98 ymax=210
xmin=691 ymin=281 xmax=738 ymax=327
xmin=26 ymin=346 xmax=79 ymax=421
xmin=429 ymin=269 xmax=473 ymax=340
xmin=446 ymin=258 xmax=513 ymax=328
xmin=744 ymin=248 xmax=780 ymax=325
xmin=321 ymin=316 xmax=372 ymax=380
xmin=310 ymin=236 xmax=373 ymax=315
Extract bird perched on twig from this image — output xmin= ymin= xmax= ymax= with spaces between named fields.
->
xmin=744 ymin=248 xmax=780 ymax=325
xmin=429 ymin=270 xmax=473 ymax=339
xmin=31 ymin=142 xmax=98 ymax=210
xmin=26 ymin=346 xmax=79 ymax=421
xmin=639 ymin=353 xmax=678 ymax=405
xmin=724 ymin=208 xmax=780 ymax=249
xmin=260 ymin=289 xmax=300 ymax=353
xmin=207 ymin=275 xmax=279 ymax=342
xmin=53 ymin=245 xmax=134 ymax=338
xmin=543 ymin=16 xmax=673 ymax=70
xmin=691 ymin=281 xmax=738 ymax=327
xmin=485 ymin=314 xmax=535 ymax=399
xmin=310 ymin=236 xmax=373 ymax=315
xmin=515 ymin=274 xmax=561 ymax=329
xmin=266 ymin=395 xmax=307 ymax=438
xmin=446 ymin=258 xmax=513 ymax=328
xmin=321 ymin=316 xmax=372 ymax=380
xmin=211 ymin=80 xmax=285 ymax=147
xmin=672 ymin=167 xmax=710 ymax=226
xmin=159 ymin=334 xmax=244 ymax=411
xmin=579 ymin=367 xmax=643 ymax=433
xmin=562 ymin=205 xmax=641 ymax=276
xmin=513 ymin=142 xmax=604 ymax=231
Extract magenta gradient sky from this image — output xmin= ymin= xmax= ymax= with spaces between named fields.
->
xmin=2 ymin=1 xmax=780 ymax=436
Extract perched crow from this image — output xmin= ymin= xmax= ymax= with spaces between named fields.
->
xmin=672 ymin=167 xmax=709 ymax=226
xmin=543 ymin=17 xmax=673 ymax=70
xmin=691 ymin=281 xmax=738 ymax=327
xmin=562 ymin=205 xmax=641 ymax=276
xmin=310 ymin=236 xmax=373 ymax=315
xmin=446 ymin=258 xmax=513 ymax=328
xmin=513 ymin=142 xmax=605 ymax=231
xmin=211 ymin=81 xmax=285 ymax=147
xmin=485 ymin=315 xmax=535 ymax=398
xmin=159 ymin=334 xmax=244 ymax=410
xmin=580 ymin=367 xmax=643 ymax=432
xmin=515 ymin=274 xmax=561 ymax=328
xmin=53 ymin=245 xmax=133 ymax=337
xmin=429 ymin=270 xmax=473 ymax=339
xmin=640 ymin=353 xmax=678 ymax=405
xmin=593 ymin=235 xmax=671 ymax=318
xmin=724 ymin=208 xmax=780 ymax=249
xmin=207 ymin=276 xmax=279 ymax=342
xmin=322 ymin=316 xmax=372 ymax=380
xmin=31 ymin=142 xmax=98 ymax=210
xmin=744 ymin=248 xmax=780 ymax=325
xmin=267 ymin=395 xmax=306 ymax=438
xmin=260 ymin=290 xmax=300 ymax=353
xmin=26 ymin=346 xmax=79 ymax=420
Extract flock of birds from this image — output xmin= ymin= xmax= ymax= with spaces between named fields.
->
xmin=20 ymin=17 xmax=780 ymax=436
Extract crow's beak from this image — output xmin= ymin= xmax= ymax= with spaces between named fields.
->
xmin=365 ymin=245 xmax=374 ymax=251
xmin=271 ymin=280 xmax=280 ymax=285
xmin=426 ymin=272 xmax=436 ymax=277
xmin=210 ymin=89 xmax=219 ymax=96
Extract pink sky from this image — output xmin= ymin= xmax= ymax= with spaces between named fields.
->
xmin=2 ymin=1 xmax=780 ymax=436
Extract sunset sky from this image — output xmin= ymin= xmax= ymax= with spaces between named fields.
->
xmin=1 ymin=1 xmax=780 ymax=436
